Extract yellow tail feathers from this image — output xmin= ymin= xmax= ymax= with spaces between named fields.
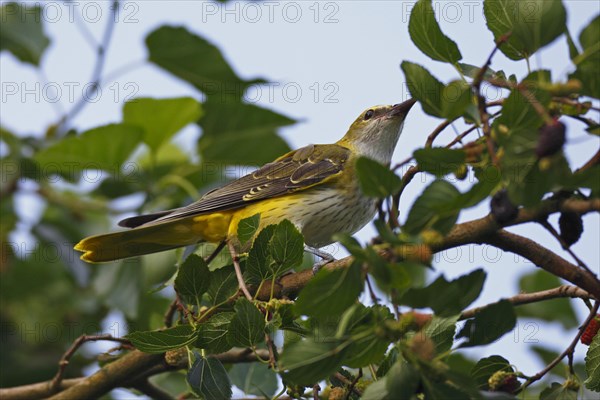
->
xmin=75 ymin=212 xmax=234 ymax=263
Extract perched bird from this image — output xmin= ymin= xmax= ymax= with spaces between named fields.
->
xmin=75 ymin=99 xmax=416 ymax=263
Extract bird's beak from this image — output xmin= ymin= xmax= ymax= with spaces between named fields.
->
xmin=387 ymin=98 xmax=417 ymax=118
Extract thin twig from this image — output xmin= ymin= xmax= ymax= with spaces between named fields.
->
xmin=391 ymin=155 xmax=414 ymax=171
xmin=365 ymin=275 xmax=380 ymax=305
xmin=164 ymin=299 xmax=180 ymax=328
xmin=445 ymin=125 xmax=479 ymax=148
xmin=553 ymin=96 xmax=600 ymax=113
xmin=265 ymin=333 xmax=278 ymax=370
xmin=537 ymin=219 xmax=593 ymax=274
xmin=473 ymin=35 xmax=508 ymax=167
xmin=575 ymin=148 xmax=600 ymax=174
xmin=425 ymin=118 xmax=457 ymax=148
xmin=50 ymin=334 xmax=131 ymax=392
xmin=333 ymin=372 xmax=363 ymax=397
xmin=312 ymin=384 xmax=320 ymax=400
xmin=228 ymin=241 xmax=253 ymax=301
xmin=57 ymin=0 xmax=119 ymax=134
xmin=460 ymin=285 xmax=594 ymax=320
xmin=519 ymin=301 xmax=599 ymax=391
xmin=67 ymin=0 xmax=100 ymax=49
xmin=345 ymin=369 xmax=363 ymax=400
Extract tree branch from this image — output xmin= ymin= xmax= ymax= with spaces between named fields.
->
xmin=256 ymin=197 xmax=600 ymax=301
xmin=50 ymin=334 xmax=131 ymax=392
xmin=479 ymin=230 xmax=600 ymax=299
xmin=4 ymin=197 xmax=597 ymax=399
xmin=460 ymin=285 xmax=594 ymax=320
xmin=0 ymin=348 xmax=270 ymax=400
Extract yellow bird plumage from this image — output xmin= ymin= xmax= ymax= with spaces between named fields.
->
xmin=75 ymin=99 xmax=416 ymax=262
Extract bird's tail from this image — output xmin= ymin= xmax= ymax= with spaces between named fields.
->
xmin=75 ymin=213 xmax=233 ymax=263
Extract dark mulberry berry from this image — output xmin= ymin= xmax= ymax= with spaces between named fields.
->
xmin=491 ymin=189 xmax=519 ymax=224
xmin=536 ymin=120 xmax=566 ymax=158
xmin=558 ymin=212 xmax=584 ymax=246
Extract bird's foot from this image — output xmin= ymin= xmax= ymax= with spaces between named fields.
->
xmin=304 ymin=245 xmax=335 ymax=275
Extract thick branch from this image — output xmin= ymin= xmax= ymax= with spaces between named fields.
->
xmin=0 ymin=348 xmax=269 ymax=400
xmin=258 ymin=198 xmax=600 ymax=301
xmin=480 ymin=230 xmax=600 ymax=299
xmin=431 ymin=198 xmax=600 ymax=252
xmin=5 ymin=198 xmax=597 ymax=399
xmin=0 ymin=379 xmax=83 ymax=400
xmin=48 ymin=351 xmax=164 ymax=400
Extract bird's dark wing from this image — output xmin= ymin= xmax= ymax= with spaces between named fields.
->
xmin=119 ymin=144 xmax=351 ymax=228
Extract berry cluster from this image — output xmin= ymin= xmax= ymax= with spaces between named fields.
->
xmin=581 ymin=314 xmax=600 ymax=346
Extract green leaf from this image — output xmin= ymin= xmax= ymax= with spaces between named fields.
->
xmin=126 ymin=325 xmax=195 ymax=353
xmin=245 ymin=225 xmax=276 ymax=284
xmin=471 ymin=355 xmax=513 ymax=390
xmin=420 ymin=366 xmax=474 ymax=399
xmin=344 ymin=305 xmax=393 ymax=368
xmin=414 ymin=147 xmax=466 ymax=177
xmin=483 ymin=0 xmax=567 ymax=60
xmin=457 ymin=300 xmax=516 ymax=347
xmin=227 ymin=298 xmax=265 ymax=347
xmin=516 ymin=270 xmax=578 ymax=329
xmin=123 ymin=97 xmax=202 ymax=153
xmin=408 ymin=0 xmax=462 ymax=63
xmin=187 ymin=353 xmax=232 ymax=400
xmin=368 ymin=253 xmax=413 ymax=294
xmin=540 ymin=382 xmax=578 ymax=400
xmin=458 ymin=63 xmax=498 ymax=80
xmin=0 ymin=3 xmax=49 ymax=65
xmin=229 ymin=363 xmax=278 ymax=397
xmin=361 ymin=379 xmax=391 ymax=400
xmin=425 ymin=315 xmax=460 ymax=355
xmin=398 ymin=269 xmax=486 ymax=316
xmin=434 ymin=169 xmax=501 ymax=214
xmin=174 ymin=254 xmax=210 ymax=306
xmin=386 ymin=361 xmax=421 ymax=398
xmin=442 ymin=80 xmax=473 ymax=120
xmin=295 ymin=261 xmax=363 ymax=318
xmin=237 ymin=214 xmax=261 ymax=246
xmin=206 ymin=266 xmax=238 ymax=305
xmin=377 ymin=347 xmax=400 ymax=378
xmin=401 ymin=61 xmax=445 ymax=118
xmin=585 ymin=333 xmax=600 ymax=392
xmin=280 ymin=338 xmax=350 ymax=386
xmin=403 ymin=180 xmax=461 ymax=235
xmin=146 ymin=26 xmax=259 ymax=96
xmin=570 ymin=15 xmax=600 ymax=98
xmin=355 ymin=156 xmax=402 ymax=198
xmin=196 ymin=312 xmax=234 ymax=354
xmin=496 ymin=70 xmax=552 ymax=130
xmin=270 ymin=219 xmax=304 ymax=272
xmin=35 ymin=124 xmax=143 ymax=173
xmin=198 ymin=101 xmax=294 ymax=165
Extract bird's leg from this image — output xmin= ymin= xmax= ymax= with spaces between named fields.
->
xmin=228 ymin=241 xmax=253 ymax=301
xmin=304 ymin=245 xmax=335 ymax=275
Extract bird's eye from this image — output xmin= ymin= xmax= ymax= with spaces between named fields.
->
xmin=364 ymin=109 xmax=374 ymax=120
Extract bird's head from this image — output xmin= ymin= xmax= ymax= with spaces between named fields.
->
xmin=338 ymin=98 xmax=417 ymax=163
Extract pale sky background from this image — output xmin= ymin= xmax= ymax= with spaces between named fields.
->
xmin=2 ymin=0 xmax=599 ymax=397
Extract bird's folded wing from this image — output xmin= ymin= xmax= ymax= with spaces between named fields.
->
xmin=121 ymin=144 xmax=351 ymax=227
